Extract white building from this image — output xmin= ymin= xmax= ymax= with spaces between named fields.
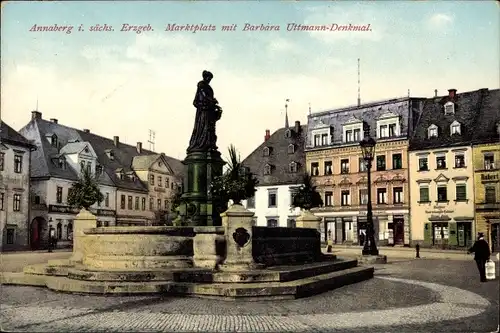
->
xmin=241 ymin=116 xmax=306 ymax=227
xmin=0 ymin=121 xmax=36 ymax=251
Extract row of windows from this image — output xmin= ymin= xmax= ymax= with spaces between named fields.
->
xmin=149 ymin=174 xmax=175 ymax=189
xmin=49 ymin=220 xmax=73 ymax=241
xmin=311 ymin=154 xmax=403 ymax=176
xmin=54 ymin=186 xmax=111 ymax=207
xmin=0 ymin=193 xmax=22 ymax=211
xmin=263 ymin=218 xmax=296 ymax=228
xmin=0 ymin=152 xmax=23 ymax=173
xmin=119 ymin=194 xmax=171 ymax=211
xmin=323 ymin=187 xmax=404 ymax=206
xmin=418 ymin=153 xmax=497 ymax=171
xmin=418 ymin=184 xmax=497 ymax=203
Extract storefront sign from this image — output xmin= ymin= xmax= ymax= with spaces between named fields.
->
xmin=96 ymin=209 xmax=116 ymax=217
xmin=154 ymin=186 xmax=166 ymax=193
xmin=48 ymin=205 xmax=80 ymax=214
xmin=481 ymin=173 xmax=499 ymax=181
xmin=425 ymin=206 xmax=454 ymax=214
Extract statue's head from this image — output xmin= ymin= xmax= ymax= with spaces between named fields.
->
xmin=202 ymin=70 xmax=213 ymax=82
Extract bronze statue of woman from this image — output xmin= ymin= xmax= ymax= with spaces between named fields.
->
xmin=187 ymin=70 xmax=222 ymax=154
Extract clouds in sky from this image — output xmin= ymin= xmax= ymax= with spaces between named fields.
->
xmin=427 ymin=13 xmax=454 ymax=29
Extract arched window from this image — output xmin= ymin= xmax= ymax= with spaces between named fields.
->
xmin=288 ymin=144 xmax=295 ymax=154
xmin=97 ymin=221 xmax=102 ymax=227
xmin=66 ymin=221 xmax=73 ymax=240
xmin=56 ymin=222 xmax=62 ymax=240
xmin=104 ymin=221 xmax=109 ymax=227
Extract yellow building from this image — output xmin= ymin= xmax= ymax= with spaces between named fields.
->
xmin=306 ymin=97 xmax=421 ymax=246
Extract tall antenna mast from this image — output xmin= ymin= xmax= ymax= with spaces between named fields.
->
xmin=36 ymin=96 xmax=39 ymax=111
xmin=148 ymin=129 xmax=156 ymax=152
xmin=357 ymin=58 xmax=361 ymax=107
xmin=308 ymin=102 xmax=312 ymax=115
xmin=285 ymin=99 xmax=290 ymax=128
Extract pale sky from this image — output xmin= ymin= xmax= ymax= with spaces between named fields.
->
xmin=1 ymin=1 xmax=499 ymax=161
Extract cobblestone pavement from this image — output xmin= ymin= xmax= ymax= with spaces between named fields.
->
xmin=1 ymin=259 xmax=499 ymax=332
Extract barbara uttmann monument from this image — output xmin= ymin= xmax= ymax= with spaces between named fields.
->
xmin=176 ymin=70 xmax=226 ymax=226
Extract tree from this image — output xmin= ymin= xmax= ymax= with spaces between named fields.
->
xmin=67 ymin=167 xmax=104 ymax=210
xmin=210 ymin=144 xmax=258 ymax=205
xmin=291 ymin=173 xmax=323 ymax=210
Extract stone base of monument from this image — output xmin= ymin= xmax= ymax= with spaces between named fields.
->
xmin=356 ymin=255 xmax=388 ymax=265
xmin=1 ymin=206 xmax=374 ymax=300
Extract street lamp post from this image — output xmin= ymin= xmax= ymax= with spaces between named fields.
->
xmin=360 ymin=132 xmax=379 ymax=256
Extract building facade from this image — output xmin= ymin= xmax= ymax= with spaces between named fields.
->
xmin=306 ymin=97 xmax=423 ymax=246
xmin=471 ymin=88 xmax=500 ymax=252
xmin=409 ymin=88 xmax=495 ymax=248
xmin=0 ymin=122 xmax=36 ymax=251
xmin=241 ymin=119 xmax=306 ymax=227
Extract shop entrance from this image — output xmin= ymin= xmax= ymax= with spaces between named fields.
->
xmin=456 ymin=222 xmax=472 ymax=248
xmin=432 ymin=222 xmax=449 ymax=247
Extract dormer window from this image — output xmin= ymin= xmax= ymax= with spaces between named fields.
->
xmin=120 ymin=172 xmax=125 ymax=180
xmin=289 ymin=162 xmax=297 ymax=173
xmin=428 ymin=124 xmax=438 ymax=138
xmin=285 ymin=129 xmax=291 ymax=138
xmin=450 ymin=121 xmax=461 ymax=135
xmin=58 ymin=158 xmax=66 ymax=170
xmin=263 ymin=147 xmax=270 ymax=157
xmin=106 ymin=150 xmax=115 ymax=160
xmin=264 ymin=164 xmax=271 ymax=175
xmin=51 ymin=134 xmax=58 ymax=147
xmin=287 ymin=144 xmax=295 ymax=154
xmin=95 ymin=165 xmax=103 ymax=175
xmin=444 ymin=101 xmax=455 ymax=115
xmin=376 ymin=112 xmax=400 ymax=139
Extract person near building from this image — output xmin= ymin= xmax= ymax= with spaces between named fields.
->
xmin=467 ymin=232 xmax=491 ymax=282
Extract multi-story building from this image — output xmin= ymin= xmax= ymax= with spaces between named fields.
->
xmin=241 ymin=119 xmax=306 ymax=227
xmin=409 ymin=88 xmax=494 ymax=249
xmin=306 ymin=97 xmax=423 ymax=246
xmin=471 ymin=89 xmax=500 ymax=252
xmin=0 ymin=122 xmax=36 ymax=251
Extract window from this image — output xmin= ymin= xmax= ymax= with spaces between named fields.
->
xmin=437 ymin=186 xmax=448 ymax=202
xmin=419 ymin=187 xmax=429 ymax=202
xmin=314 ymin=134 xmax=321 ymax=147
xmin=105 ymin=193 xmax=110 ymax=207
xmin=59 ymin=158 xmax=66 ymax=169
xmin=324 ymin=161 xmax=333 ymax=175
xmin=6 ymin=228 xmax=15 ymax=244
xmin=97 ymin=195 xmax=102 ymax=207
xmin=267 ymin=219 xmax=278 ymax=227
xmin=14 ymin=155 xmax=23 ymax=173
xmin=13 ymin=194 xmax=21 ymax=211
xmin=141 ymin=197 xmax=146 ymax=211
xmin=149 ymin=174 xmax=155 ymax=185
xmin=95 ymin=165 xmax=102 ymax=175
xmin=135 ymin=197 xmax=139 ymax=210
xmin=341 ymin=159 xmax=349 ymax=174
xmin=436 ymin=156 xmax=446 ymax=169
xmin=455 ymin=154 xmax=465 ymax=168
xmin=289 ymin=162 xmax=297 ymax=173
xmin=0 ymin=193 xmax=4 ymax=210
xmin=484 ymin=154 xmax=495 ymax=170
xmin=158 ymin=176 xmax=162 ymax=187
xmin=127 ymin=196 xmax=133 ymax=209
xmin=485 ymin=187 xmax=496 ymax=203
xmin=376 ymin=156 xmax=386 ymax=171
xmin=359 ymin=157 xmax=367 ymax=172
xmin=165 ymin=199 xmax=169 ymax=211
xmin=287 ymin=219 xmax=296 ymax=228
xmin=311 ymin=162 xmax=319 ymax=176
xmin=285 ymin=129 xmax=291 ymax=138
xmin=119 ymin=172 xmax=125 ymax=180
xmin=149 ymin=198 xmax=154 ymax=210
xmin=341 ymin=190 xmax=350 ymax=206
xmin=359 ymin=189 xmax=368 ymax=205
xmin=392 ymin=154 xmax=402 ymax=169
xmin=377 ymin=188 xmax=387 ymax=204
xmin=321 ymin=133 xmax=328 ymax=145
xmin=264 ymin=164 xmax=271 ymax=175
xmin=56 ymin=186 xmax=63 ymax=204
xmin=263 ymin=147 xmax=270 ymax=156
xmin=56 ymin=221 xmax=62 ymax=240
xmin=379 ymin=125 xmax=388 ymax=138
xmin=456 ymin=184 xmax=467 ymax=201
xmin=246 ymin=196 xmax=255 ymax=209
xmin=290 ymin=188 xmax=299 ymax=206
xmin=418 ymin=157 xmax=429 ymax=171
xmin=428 ymin=125 xmax=438 ymax=138
xmin=104 ymin=221 xmax=109 ymax=227
xmin=345 ymin=130 xmax=353 ymax=142
xmin=451 ymin=122 xmax=461 ymax=135
xmin=444 ymin=102 xmax=455 ymax=115
xmin=388 ymin=123 xmax=397 ymax=137
xmin=120 ymin=195 xmax=126 ymax=209
xmin=157 ymin=199 xmax=162 ymax=210
xmin=51 ymin=135 xmax=58 ymax=147
xmin=325 ymin=191 xmax=333 ymax=206
xmin=0 ymin=152 xmax=4 ymax=171
xmin=353 ymin=128 xmax=361 ymax=142
xmin=67 ymin=222 xmax=73 ymax=240
xmin=393 ymin=187 xmax=403 ymax=204
xmin=287 ymin=144 xmax=295 ymax=154
xmin=166 ymin=178 xmax=170 ymax=188
xmin=268 ymin=191 xmax=277 ymax=208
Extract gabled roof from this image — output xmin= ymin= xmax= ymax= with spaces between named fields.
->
xmin=59 ymin=142 xmax=95 ymax=156
xmin=409 ymin=88 xmax=494 ymax=151
xmin=0 ymin=121 xmax=35 ymax=149
xmin=242 ymin=123 xmax=307 ymax=186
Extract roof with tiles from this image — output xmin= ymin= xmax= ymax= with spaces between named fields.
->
xmin=19 ymin=112 xmax=184 ymax=191
xmin=241 ymin=121 xmax=307 ymax=187
xmin=0 ymin=121 xmax=35 ymax=148
xmin=409 ymin=88 xmax=496 ymax=151
xmin=471 ymin=88 xmax=500 ymax=145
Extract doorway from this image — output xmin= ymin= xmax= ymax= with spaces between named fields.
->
xmin=491 ymin=223 xmax=500 ymax=253
xmin=432 ymin=223 xmax=449 ymax=247
xmin=30 ymin=217 xmax=47 ymax=250
xmin=393 ymin=217 xmax=405 ymax=245
xmin=456 ymin=222 xmax=472 ymax=248
xmin=357 ymin=220 xmax=367 ymax=246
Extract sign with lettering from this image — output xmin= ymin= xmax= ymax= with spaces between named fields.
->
xmin=96 ymin=209 xmax=116 ymax=217
xmin=49 ymin=205 xmax=116 ymax=217
xmin=425 ymin=206 xmax=454 ymax=214
xmin=154 ymin=187 xmax=166 ymax=193
xmin=481 ymin=173 xmax=499 ymax=181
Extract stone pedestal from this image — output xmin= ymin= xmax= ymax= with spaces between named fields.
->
xmin=219 ymin=204 xmax=263 ymax=271
xmin=177 ymin=151 xmax=225 ymax=226
xmin=69 ymin=208 xmax=97 ymax=264
xmin=357 ymin=255 xmax=388 ymax=265
xmin=296 ymin=210 xmax=321 ymax=231
xmin=193 ymin=226 xmax=226 ymax=269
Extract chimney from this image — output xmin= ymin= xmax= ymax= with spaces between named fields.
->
xmin=83 ymin=129 xmax=90 ymax=133
xmin=295 ymin=121 xmax=300 ymax=133
xmin=448 ymin=89 xmax=457 ymax=99
xmin=113 ymin=136 xmax=119 ymax=147
xmin=434 ymin=89 xmax=438 ymax=97
xmin=136 ymin=142 xmax=142 ymax=154
xmin=264 ymin=129 xmax=270 ymax=142
xmin=49 ymin=118 xmax=58 ymax=124
xmin=31 ymin=111 xmax=42 ymax=120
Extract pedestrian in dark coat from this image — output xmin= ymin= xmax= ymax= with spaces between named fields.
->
xmin=468 ymin=233 xmax=491 ymax=282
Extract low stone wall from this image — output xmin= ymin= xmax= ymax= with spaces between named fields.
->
xmin=252 ymin=227 xmax=322 ymax=266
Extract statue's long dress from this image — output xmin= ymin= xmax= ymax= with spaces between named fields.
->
xmin=187 ymin=81 xmax=217 ymax=153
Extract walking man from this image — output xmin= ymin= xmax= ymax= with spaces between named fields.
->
xmin=468 ymin=232 xmax=491 ymax=282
